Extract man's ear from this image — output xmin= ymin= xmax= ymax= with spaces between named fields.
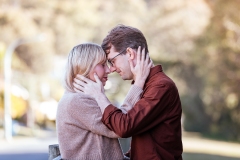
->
xmin=126 ymin=47 xmax=136 ymax=60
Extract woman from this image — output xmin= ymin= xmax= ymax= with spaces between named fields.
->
xmin=56 ymin=43 xmax=151 ymax=160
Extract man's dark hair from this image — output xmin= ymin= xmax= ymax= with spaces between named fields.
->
xmin=101 ymin=24 xmax=149 ymax=55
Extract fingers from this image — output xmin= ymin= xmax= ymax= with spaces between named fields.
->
xmin=75 ymin=74 xmax=91 ymax=83
xmin=145 ymin=53 xmax=150 ymax=64
xmin=73 ymin=75 xmax=89 ymax=92
xmin=137 ymin=46 xmax=141 ymax=63
xmin=129 ymin=59 xmax=134 ymax=70
xmin=73 ymin=82 xmax=84 ymax=92
xmin=93 ymin=73 xmax=102 ymax=84
xmin=133 ymin=46 xmax=151 ymax=69
xmin=73 ymin=87 xmax=83 ymax=93
xmin=141 ymin=47 xmax=145 ymax=62
xmin=148 ymin=59 xmax=153 ymax=68
xmin=73 ymin=77 xmax=86 ymax=86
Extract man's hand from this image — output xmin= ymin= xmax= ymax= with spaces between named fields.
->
xmin=129 ymin=46 xmax=153 ymax=88
xmin=73 ymin=74 xmax=111 ymax=113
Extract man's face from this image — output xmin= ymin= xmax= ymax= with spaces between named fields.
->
xmin=107 ymin=46 xmax=133 ymax=80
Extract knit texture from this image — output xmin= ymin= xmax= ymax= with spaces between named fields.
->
xmin=56 ymin=85 xmax=142 ymax=160
xmin=120 ymin=85 xmax=143 ymax=114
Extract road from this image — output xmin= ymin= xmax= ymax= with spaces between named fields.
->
xmin=0 ymin=136 xmax=57 ymax=160
xmin=0 ymin=131 xmax=240 ymax=160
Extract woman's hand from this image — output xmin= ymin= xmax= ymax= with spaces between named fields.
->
xmin=73 ymin=73 xmax=104 ymax=96
xmin=73 ymin=74 xmax=111 ymax=113
xmin=129 ymin=46 xmax=153 ymax=89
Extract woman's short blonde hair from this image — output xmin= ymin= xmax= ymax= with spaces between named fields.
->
xmin=64 ymin=43 xmax=106 ymax=92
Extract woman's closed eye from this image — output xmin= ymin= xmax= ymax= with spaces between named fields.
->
xmin=102 ymin=63 xmax=106 ymax=67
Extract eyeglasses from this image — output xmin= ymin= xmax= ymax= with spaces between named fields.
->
xmin=107 ymin=50 xmax=125 ymax=67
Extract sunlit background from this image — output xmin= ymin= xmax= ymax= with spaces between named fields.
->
xmin=0 ymin=0 xmax=240 ymax=160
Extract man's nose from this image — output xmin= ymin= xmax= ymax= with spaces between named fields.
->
xmin=110 ymin=66 xmax=116 ymax=72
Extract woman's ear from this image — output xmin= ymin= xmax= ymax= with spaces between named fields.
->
xmin=126 ymin=47 xmax=136 ymax=60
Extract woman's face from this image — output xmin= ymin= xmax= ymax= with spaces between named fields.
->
xmin=89 ymin=63 xmax=110 ymax=86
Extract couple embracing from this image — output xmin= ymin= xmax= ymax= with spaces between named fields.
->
xmin=56 ymin=24 xmax=183 ymax=160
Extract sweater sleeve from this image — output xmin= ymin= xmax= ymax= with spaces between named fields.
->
xmin=102 ymin=81 xmax=181 ymax=138
xmin=69 ymin=95 xmax=119 ymax=138
xmin=119 ymin=85 xmax=143 ymax=114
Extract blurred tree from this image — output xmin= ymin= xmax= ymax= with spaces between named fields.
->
xmin=0 ymin=0 xmax=239 ymax=141
xmin=186 ymin=0 xmax=240 ymax=141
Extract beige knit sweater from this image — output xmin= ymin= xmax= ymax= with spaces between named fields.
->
xmin=56 ymin=85 xmax=142 ymax=160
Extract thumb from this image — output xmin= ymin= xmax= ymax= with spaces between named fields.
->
xmin=94 ymin=73 xmax=102 ymax=84
xmin=129 ymin=59 xmax=134 ymax=71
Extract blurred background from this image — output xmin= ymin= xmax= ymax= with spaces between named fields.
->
xmin=0 ymin=0 xmax=240 ymax=160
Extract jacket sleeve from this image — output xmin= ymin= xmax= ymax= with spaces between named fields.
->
xmin=69 ymin=95 xmax=120 ymax=138
xmin=119 ymin=84 xmax=143 ymax=114
xmin=102 ymin=81 xmax=179 ymax=138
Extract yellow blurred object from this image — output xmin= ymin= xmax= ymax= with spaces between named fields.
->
xmin=226 ymin=93 xmax=238 ymax=109
xmin=11 ymin=94 xmax=27 ymax=119
xmin=0 ymin=41 xmax=6 ymax=56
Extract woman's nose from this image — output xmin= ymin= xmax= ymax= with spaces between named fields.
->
xmin=105 ymin=65 xmax=111 ymax=74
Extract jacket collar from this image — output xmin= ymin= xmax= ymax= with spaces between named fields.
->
xmin=131 ymin=65 xmax=163 ymax=84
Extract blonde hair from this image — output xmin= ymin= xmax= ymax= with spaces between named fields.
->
xmin=64 ymin=43 xmax=106 ymax=92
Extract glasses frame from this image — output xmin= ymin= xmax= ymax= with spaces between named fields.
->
xmin=107 ymin=50 xmax=126 ymax=67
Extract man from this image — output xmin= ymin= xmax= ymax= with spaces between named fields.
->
xmin=74 ymin=24 xmax=183 ymax=160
